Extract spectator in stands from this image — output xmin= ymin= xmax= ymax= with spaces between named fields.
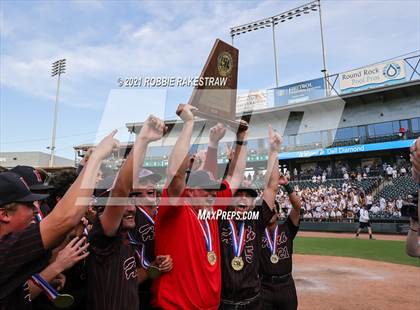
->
xmin=396 ymin=197 xmax=403 ymax=210
xmin=336 ymin=208 xmax=343 ymax=221
xmin=343 ymin=172 xmax=349 ymax=181
xmin=400 ymin=166 xmax=407 ymax=176
xmin=386 ymin=165 xmax=393 ymax=180
xmin=379 ymin=197 xmax=386 ymax=211
xmin=293 ymin=168 xmax=298 ymax=180
xmin=399 ymin=126 xmax=406 ymax=139
xmin=392 ymin=167 xmax=398 ymax=179
xmin=406 ymin=137 xmax=420 ymax=258
xmin=370 ymin=204 xmax=380 ymax=215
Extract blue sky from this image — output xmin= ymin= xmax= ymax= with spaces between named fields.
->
xmin=1 ymin=0 xmax=419 ymax=159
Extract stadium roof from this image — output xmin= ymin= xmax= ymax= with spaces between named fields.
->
xmin=0 ymin=151 xmax=74 ymax=169
xmin=125 ymin=79 xmax=420 ymax=134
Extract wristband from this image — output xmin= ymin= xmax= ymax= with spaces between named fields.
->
xmin=283 ymin=183 xmax=293 ymax=195
xmin=236 ymin=140 xmax=248 ymax=146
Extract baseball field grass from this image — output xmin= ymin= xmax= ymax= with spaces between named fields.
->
xmin=294 ymin=237 xmax=420 ymax=267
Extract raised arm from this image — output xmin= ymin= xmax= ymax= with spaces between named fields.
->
xmin=225 ymin=120 xmax=248 ymax=194
xmin=279 ymin=175 xmax=301 ymax=226
xmin=166 ymin=104 xmax=197 ymax=198
xmin=101 ymin=116 xmax=165 ymax=236
xmin=40 ymin=131 xmax=119 ymax=249
xmin=204 ymin=123 xmax=226 ymax=179
xmin=262 ymin=125 xmax=282 ymax=210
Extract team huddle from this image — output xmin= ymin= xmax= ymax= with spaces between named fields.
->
xmin=3 ymin=104 xmax=419 ymax=310
xmin=0 ymin=104 xmax=301 ymax=310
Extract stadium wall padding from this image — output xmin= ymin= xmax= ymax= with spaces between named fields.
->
xmin=300 ymin=222 xmax=410 ymax=234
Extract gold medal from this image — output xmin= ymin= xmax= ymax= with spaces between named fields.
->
xmin=231 ymin=256 xmax=244 ymax=271
xmin=270 ymin=254 xmax=279 ymax=264
xmin=53 ymin=294 xmax=74 ymax=308
xmin=207 ymin=251 xmax=217 ymax=265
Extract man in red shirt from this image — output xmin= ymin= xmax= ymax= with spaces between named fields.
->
xmin=152 ymin=104 xmax=247 ymax=309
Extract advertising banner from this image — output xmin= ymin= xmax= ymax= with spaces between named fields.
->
xmin=236 ymin=90 xmax=267 ymax=113
xmin=339 ymin=60 xmax=406 ymax=94
xmin=279 ymin=139 xmax=415 ymax=160
xmin=274 ymin=78 xmax=325 ymax=106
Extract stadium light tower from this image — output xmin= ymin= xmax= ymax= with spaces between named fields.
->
xmin=230 ymin=0 xmax=328 ymax=91
xmin=49 ymin=59 xmax=66 ymax=167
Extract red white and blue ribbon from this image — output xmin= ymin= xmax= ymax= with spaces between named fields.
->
xmin=128 ymin=232 xmax=150 ymax=268
xmin=34 ymin=206 xmax=44 ymax=223
xmin=265 ymin=226 xmax=278 ymax=256
xmin=137 ymin=206 xmax=155 ymax=225
xmin=30 ymin=273 xmax=58 ymax=301
xmin=228 ymin=219 xmax=245 ymax=258
xmin=82 ymin=224 xmax=89 ymax=237
xmin=139 ymin=243 xmax=151 ymax=269
xmin=189 ymin=208 xmax=213 ymax=253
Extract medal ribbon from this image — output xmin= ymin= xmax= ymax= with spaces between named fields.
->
xmin=188 ymin=208 xmax=213 ymax=253
xmin=228 ymin=220 xmax=245 ymax=257
xmin=82 ymin=224 xmax=89 ymax=237
xmin=34 ymin=206 xmax=44 ymax=223
xmin=137 ymin=206 xmax=155 ymax=225
xmin=265 ymin=226 xmax=278 ymax=256
xmin=128 ymin=232 xmax=150 ymax=268
xmin=30 ymin=273 xmax=59 ymax=301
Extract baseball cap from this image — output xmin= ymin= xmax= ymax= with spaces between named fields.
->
xmin=11 ymin=165 xmax=54 ymax=191
xmin=138 ymin=169 xmax=162 ymax=184
xmin=0 ymin=172 xmax=49 ymax=206
xmin=186 ymin=170 xmax=226 ymax=191
xmin=94 ymin=175 xmax=116 ymax=198
xmin=235 ymin=184 xmax=258 ymax=198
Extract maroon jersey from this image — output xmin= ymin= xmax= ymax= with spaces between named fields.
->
xmin=219 ymin=199 xmax=274 ymax=302
xmin=260 ymin=217 xmax=299 ymax=276
xmin=0 ymin=224 xmax=51 ymax=310
xmin=87 ymin=220 xmax=139 ymax=310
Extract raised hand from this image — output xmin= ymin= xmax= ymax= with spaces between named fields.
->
xmin=52 ymin=236 xmax=90 ymax=273
xmin=139 ymin=115 xmax=166 ymax=142
xmin=268 ymin=124 xmax=282 ymax=153
xmin=236 ymin=120 xmax=249 ymax=142
xmin=92 ymin=130 xmax=120 ymax=160
xmin=176 ymin=104 xmax=197 ymax=122
xmin=209 ymin=123 xmax=226 ymax=146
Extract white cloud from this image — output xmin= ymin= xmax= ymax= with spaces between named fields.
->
xmin=1 ymin=0 xmax=419 ymax=112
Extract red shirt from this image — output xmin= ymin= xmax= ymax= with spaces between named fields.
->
xmin=152 ymin=180 xmax=231 ymax=310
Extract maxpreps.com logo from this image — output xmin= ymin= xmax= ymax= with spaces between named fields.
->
xmin=383 ymin=63 xmax=401 ymax=79
xmin=217 ymin=52 xmax=233 ymax=77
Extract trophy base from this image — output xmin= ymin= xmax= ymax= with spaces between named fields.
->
xmin=193 ymin=110 xmax=248 ymax=130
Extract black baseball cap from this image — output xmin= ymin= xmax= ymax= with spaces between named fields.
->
xmin=94 ymin=175 xmax=116 ymax=198
xmin=0 ymin=172 xmax=49 ymax=207
xmin=11 ymin=165 xmax=54 ymax=191
xmin=186 ymin=170 xmax=226 ymax=191
xmin=235 ymin=185 xmax=258 ymax=198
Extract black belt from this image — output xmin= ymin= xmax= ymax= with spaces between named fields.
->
xmin=261 ymin=273 xmax=292 ymax=284
xmin=221 ymin=293 xmax=260 ymax=307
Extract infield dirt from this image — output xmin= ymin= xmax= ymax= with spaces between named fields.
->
xmin=294 ymin=254 xmax=420 ymax=310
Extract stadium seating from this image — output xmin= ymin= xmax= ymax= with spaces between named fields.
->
xmin=376 ymin=175 xmax=417 ymax=201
